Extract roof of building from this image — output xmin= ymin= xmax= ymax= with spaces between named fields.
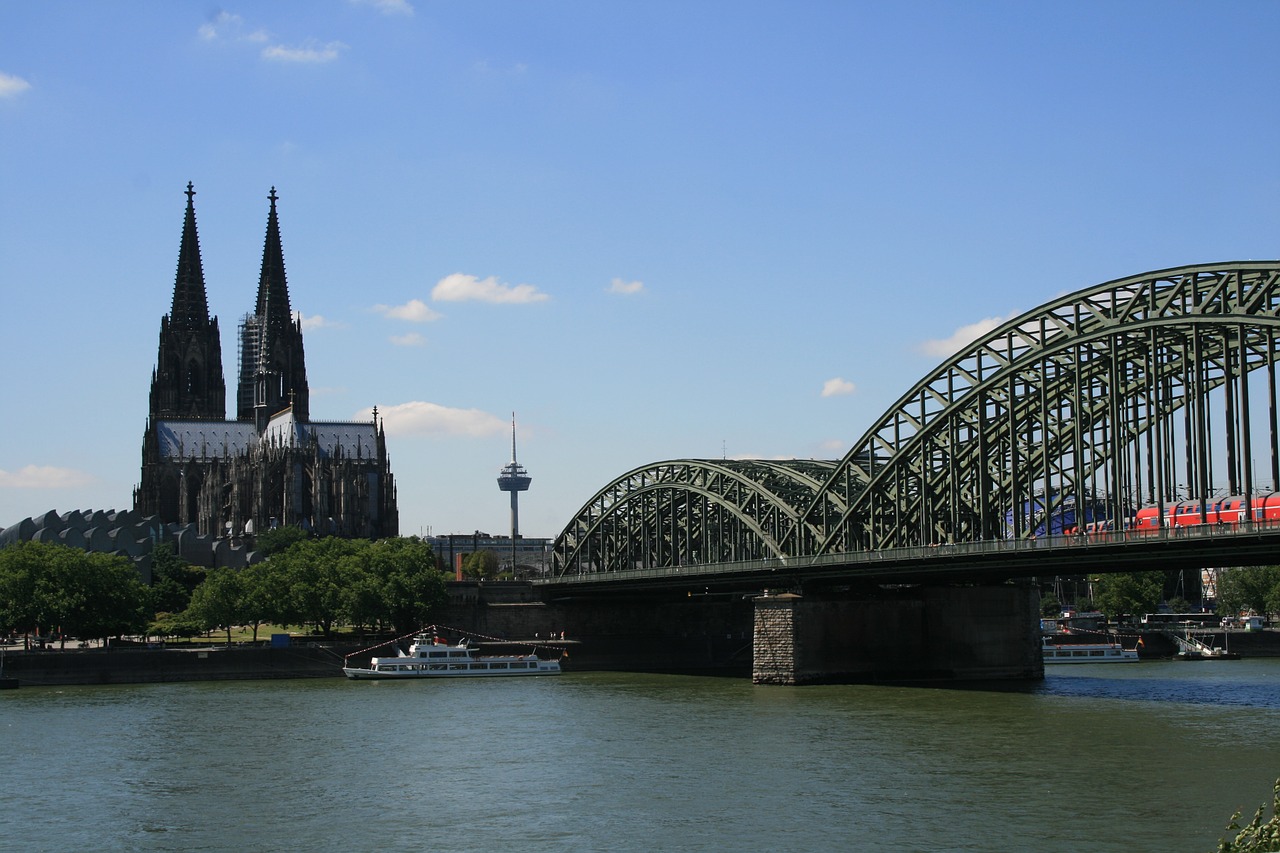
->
xmin=156 ymin=410 xmax=380 ymax=461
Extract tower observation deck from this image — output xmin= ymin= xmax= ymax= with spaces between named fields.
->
xmin=497 ymin=414 xmax=531 ymax=568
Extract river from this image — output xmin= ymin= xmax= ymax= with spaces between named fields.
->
xmin=3 ymin=660 xmax=1278 ymax=852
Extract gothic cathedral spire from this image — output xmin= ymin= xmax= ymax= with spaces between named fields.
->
xmin=148 ymin=182 xmax=226 ymax=420
xmin=237 ymin=187 xmax=310 ymax=427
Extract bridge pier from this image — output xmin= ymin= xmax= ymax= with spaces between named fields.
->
xmin=752 ymin=582 xmax=1043 ymax=685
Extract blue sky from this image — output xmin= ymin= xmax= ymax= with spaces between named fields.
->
xmin=1 ymin=1 xmax=1278 ymax=539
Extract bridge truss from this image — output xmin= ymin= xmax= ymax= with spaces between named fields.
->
xmin=553 ymin=262 xmax=1280 ymax=576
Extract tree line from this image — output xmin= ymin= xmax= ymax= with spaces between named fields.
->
xmin=0 ymin=530 xmax=449 ymax=646
xmin=1041 ymin=566 xmax=1280 ymax=619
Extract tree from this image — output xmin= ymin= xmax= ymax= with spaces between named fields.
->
xmin=186 ymin=567 xmax=246 ymax=645
xmin=366 ymin=537 xmax=447 ymax=634
xmin=254 ymin=525 xmax=309 ymax=558
xmin=148 ymin=541 xmax=204 ymax=615
xmin=1216 ymin=566 xmax=1280 ymax=617
xmin=269 ymin=537 xmax=359 ymax=636
xmin=462 ymin=549 xmax=499 ymax=581
xmin=0 ymin=541 xmax=148 ymax=643
xmin=1091 ymin=571 xmax=1164 ymax=619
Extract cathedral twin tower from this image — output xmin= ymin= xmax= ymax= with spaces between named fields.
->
xmin=134 ymin=184 xmax=398 ymax=540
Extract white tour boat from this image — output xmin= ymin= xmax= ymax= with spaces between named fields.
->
xmin=343 ymin=635 xmax=562 ymax=679
xmin=1041 ymin=638 xmax=1139 ymax=664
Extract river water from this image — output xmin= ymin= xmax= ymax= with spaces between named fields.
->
xmin=3 ymin=660 xmax=1279 ymax=852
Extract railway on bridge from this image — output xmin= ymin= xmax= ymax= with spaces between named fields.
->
xmin=549 ymin=262 xmax=1280 ymax=591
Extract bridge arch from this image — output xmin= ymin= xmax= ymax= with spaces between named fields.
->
xmin=553 ymin=261 xmax=1280 ymax=575
xmin=806 ymin=261 xmax=1280 ymax=554
xmin=552 ymin=459 xmax=839 ymax=575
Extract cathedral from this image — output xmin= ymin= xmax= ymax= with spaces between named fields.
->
xmin=134 ymin=184 xmax=398 ymax=540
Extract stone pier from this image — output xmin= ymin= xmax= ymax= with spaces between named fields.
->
xmin=753 ymin=583 xmax=1043 ymax=685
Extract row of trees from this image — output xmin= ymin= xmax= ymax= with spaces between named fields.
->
xmin=174 ymin=535 xmax=447 ymax=642
xmin=1041 ymin=566 xmax=1280 ymax=619
xmin=0 ymin=532 xmax=449 ymax=645
xmin=0 ymin=542 xmax=150 ymax=644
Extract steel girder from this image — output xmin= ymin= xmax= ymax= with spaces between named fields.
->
xmin=552 ymin=261 xmax=1280 ymax=576
xmin=805 ymin=261 xmax=1280 ymax=554
xmin=552 ymin=459 xmax=838 ymax=575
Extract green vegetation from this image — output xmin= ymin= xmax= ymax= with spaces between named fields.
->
xmin=0 ymin=541 xmax=150 ymax=643
xmin=461 ymin=548 xmax=500 ymax=580
xmin=1216 ymin=778 xmax=1280 ymax=852
xmin=0 ymin=535 xmax=449 ymax=645
xmin=1216 ymin=566 xmax=1280 ymax=618
xmin=1089 ymin=570 xmax=1164 ymax=619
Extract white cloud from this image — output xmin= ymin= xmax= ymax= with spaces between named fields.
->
xmin=608 ymin=278 xmax=645 ymax=296
xmin=262 ymin=41 xmax=348 ymax=64
xmin=821 ymin=377 xmax=856 ymax=397
xmin=295 ymin=312 xmax=343 ymax=331
xmin=918 ymin=313 xmax=1016 ymax=358
xmin=374 ymin=298 xmax=443 ymax=323
xmin=348 ymin=0 xmax=414 ymax=15
xmin=197 ymin=11 xmax=268 ymax=43
xmin=0 ymin=72 xmax=31 ymax=98
xmin=0 ymin=465 xmax=95 ymax=489
xmin=358 ymin=401 xmax=507 ymax=438
xmin=431 ymin=273 xmax=549 ymax=304
xmin=390 ymin=332 xmax=426 ymax=347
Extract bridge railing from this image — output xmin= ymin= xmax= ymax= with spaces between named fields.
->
xmin=539 ymin=518 xmax=1280 ymax=586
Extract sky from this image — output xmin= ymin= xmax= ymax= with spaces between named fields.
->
xmin=1 ymin=1 xmax=1278 ymax=540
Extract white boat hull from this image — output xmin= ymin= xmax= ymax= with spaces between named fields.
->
xmin=343 ymin=661 xmax=561 ymax=679
xmin=1042 ymin=642 xmax=1139 ymax=664
xmin=344 ymin=634 xmax=562 ymax=680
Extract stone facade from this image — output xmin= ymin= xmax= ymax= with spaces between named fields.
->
xmin=134 ymin=185 xmax=397 ymax=540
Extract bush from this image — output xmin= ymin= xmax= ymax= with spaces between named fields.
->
xmin=1217 ymin=778 xmax=1280 ymax=852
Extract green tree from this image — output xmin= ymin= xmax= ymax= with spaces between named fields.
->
xmin=254 ymin=525 xmax=310 ymax=557
xmin=367 ymin=537 xmax=447 ymax=634
xmin=237 ymin=560 xmax=284 ymax=643
xmin=148 ymin=541 xmax=204 ymax=615
xmin=187 ymin=566 xmax=246 ymax=645
xmin=149 ymin=610 xmax=204 ymax=640
xmin=0 ymin=541 xmax=43 ymax=636
xmin=462 ymin=549 xmax=499 ymax=581
xmin=270 ymin=537 xmax=359 ymax=636
xmin=1216 ymin=566 xmax=1280 ymax=617
xmin=0 ymin=542 xmax=148 ymax=643
xmin=1091 ymin=571 xmax=1164 ymax=620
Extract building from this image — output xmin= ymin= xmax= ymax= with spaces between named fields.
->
xmin=134 ymin=184 xmax=398 ymax=541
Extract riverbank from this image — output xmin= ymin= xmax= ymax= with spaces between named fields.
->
xmin=1 ymin=644 xmax=353 ymax=686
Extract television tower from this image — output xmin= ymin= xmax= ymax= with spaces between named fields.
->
xmin=497 ymin=413 xmax=531 ymax=572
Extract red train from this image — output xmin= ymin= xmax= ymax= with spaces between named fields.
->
xmin=1131 ymin=493 xmax=1280 ymax=530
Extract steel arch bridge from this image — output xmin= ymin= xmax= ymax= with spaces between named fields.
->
xmin=552 ymin=262 xmax=1280 ymax=577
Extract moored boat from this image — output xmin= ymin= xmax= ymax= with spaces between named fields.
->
xmin=1041 ymin=638 xmax=1139 ymax=664
xmin=343 ymin=635 xmax=562 ymax=679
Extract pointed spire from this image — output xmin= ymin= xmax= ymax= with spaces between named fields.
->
xmin=256 ymin=186 xmax=293 ymax=340
xmin=510 ymin=412 xmax=518 ymax=463
xmin=170 ymin=182 xmax=212 ymax=330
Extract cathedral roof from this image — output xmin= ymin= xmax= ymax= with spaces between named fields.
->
xmin=155 ymin=420 xmax=258 ymax=460
xmin=155 ymin=414 xmax=381 ymax=461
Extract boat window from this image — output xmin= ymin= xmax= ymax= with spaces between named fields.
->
xmin=449 ymin=651 xmax=468 ymax=658
xmin=429 ymin=651 xmax=446 ymax=658
xmin=1071 ymin=650 xmax=1086 ymax=657
xmin=428 ymin=664 xmax=446 ymax=671
xmin=490 ymin=662 xmax=508 ymax=669
xmin=1089 ymin=650 xmax=1104 ymax=656
xmin=469 ymin=663 xmax=486 ymax=670
xmin=449 ymin=663 xmax=467 ymax=670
